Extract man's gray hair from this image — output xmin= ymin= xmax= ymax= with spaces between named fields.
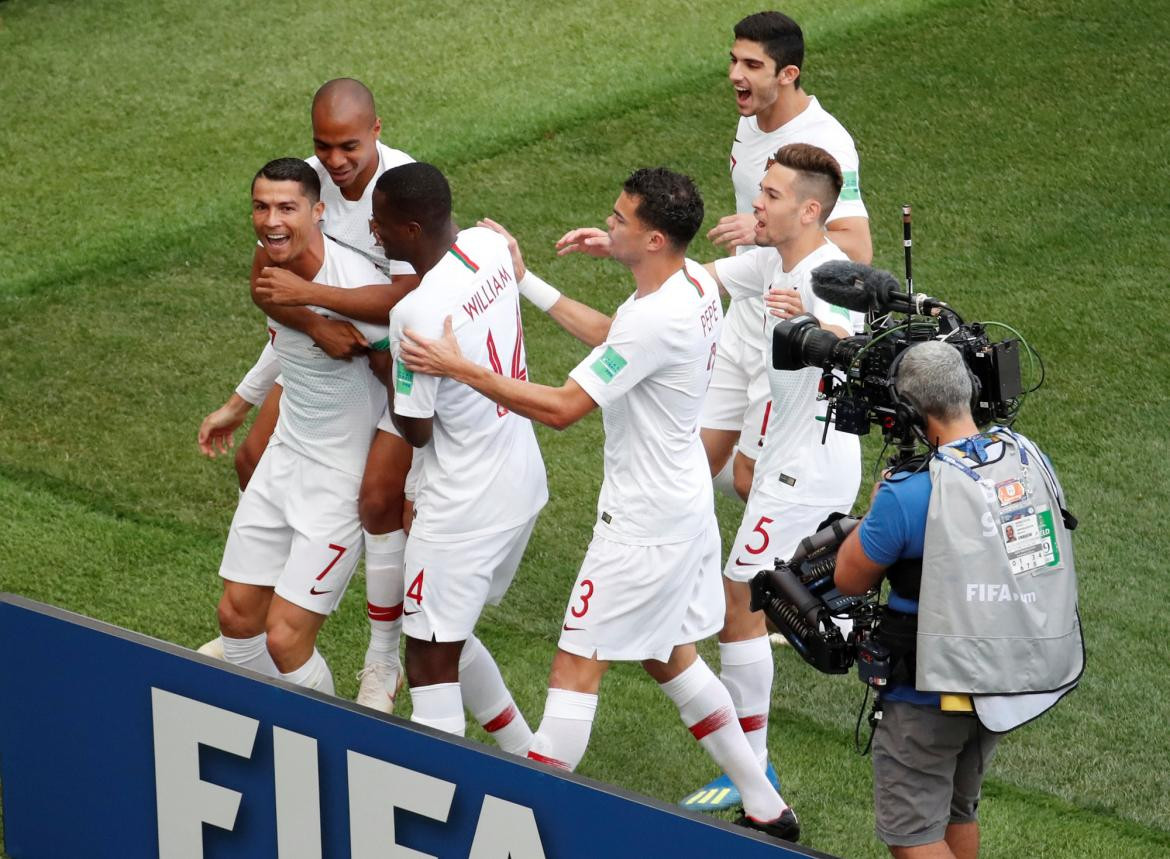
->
xmin=895 ymin=340 xmax=973 ymax=421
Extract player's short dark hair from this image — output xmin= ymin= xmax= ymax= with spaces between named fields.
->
xmin=734 ymin=11 xmax=804 ymax=87
xmin=767 ymin=143 xmax=841 ymax=224
xmin=252 ymin=157 xmax=321 ymax=204
xmin=374 ymin=162 xmax=452 ymax=232
xmin=622 ymin=167 xmax=704 ymax=250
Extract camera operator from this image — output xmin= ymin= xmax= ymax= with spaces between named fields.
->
xmin=834 ymin=340 xmax=1082 ymax=858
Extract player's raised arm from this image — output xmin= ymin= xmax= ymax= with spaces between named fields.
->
xmin=254 ymin=266 xmax=419 ymax=324
xmin=479 ymin=218 xmax=614 ymax=348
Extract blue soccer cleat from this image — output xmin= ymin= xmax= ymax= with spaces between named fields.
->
xmin=679 ymin=762 xmax=781 ymax=811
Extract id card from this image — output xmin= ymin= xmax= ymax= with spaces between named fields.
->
xmin=1000 ymin=505 xmax=1060 ymax=574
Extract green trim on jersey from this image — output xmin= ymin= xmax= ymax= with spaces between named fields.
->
xmin=447 ymin=244 xmax=479 ymax=272
xmin=368 ymin=336 xmax=391 ymax=352
xmin=591 ymin=346 xmax=628 ymax=384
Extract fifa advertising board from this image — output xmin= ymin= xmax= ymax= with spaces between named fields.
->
xmin=0 ymin=595 xmax=830 ymax=858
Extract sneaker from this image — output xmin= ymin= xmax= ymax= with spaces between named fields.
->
xmin=196 ymin=637 xmax=225 ymax=659
xmin=355 ymin=662 xmax=403 ymax=714
xmin=679 ymin=762 xmax=781 ymax=811
xmin=736 ymin=807 xmax=800 ymax=843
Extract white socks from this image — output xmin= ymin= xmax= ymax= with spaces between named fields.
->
xmin=278 ymin=648 xmax=334 ymax=694
xmin=719 ymin=636 xmax=774 ymax=768
xmin=527 ymin=688 xmax=598 ymax=771
xmin=221 ymin=632 xmax=278 ymax=677
xmin=459 ymin=636 xmax=533 ymax=755
xmin=363 ymin=529 xmax=405 ymax=669
xmin=660 ymin=658 xmax=784 ymax=822
xmin=713 ymin=457 xmax=740 ymax=501
xmin=411 ymin=682 xmax=466 ymax=736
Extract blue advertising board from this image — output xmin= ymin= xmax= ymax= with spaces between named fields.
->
xmin=0 ymin=595 xmax=831 ymax=858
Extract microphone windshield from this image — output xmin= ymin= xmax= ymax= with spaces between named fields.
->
xmin=811 ymin=260 xmax=901 ymax=313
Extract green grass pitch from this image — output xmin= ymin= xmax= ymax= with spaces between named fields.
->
xmin=1 ymin=0 xmax=1169 ymax=856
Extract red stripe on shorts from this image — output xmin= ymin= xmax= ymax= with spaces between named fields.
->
xmin=367 ymin=601 xmax=404 ymax=622
xmin=689 ymin=706 xmax=734 ymax=741
xmin=482 ymin=705 xmax=517 ymax=734
xmin=527 ymin=750 xmax=571 ymax=770
xmin=739 ymin=713 xmax=768 ymax=733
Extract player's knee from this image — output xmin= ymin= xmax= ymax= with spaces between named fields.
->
xmin=359 ymin=485 xmax=404 ymax=534
xmin=265 ymin=618 xmax=308 ymax=673
xmin=217 ymin=591 xmax=260 ymax=639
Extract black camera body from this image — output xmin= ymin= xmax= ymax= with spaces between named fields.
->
xmin=771 ymin=262 xmax=1025 ymax=446
xmin=749 ymin=516 xmax=883 ymax=680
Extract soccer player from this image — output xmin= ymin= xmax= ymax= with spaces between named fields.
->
xmin=702 ymin=11 xmax=871 ymax=503
xmin=681 ymin=144 xmax=862 ymax=811
xmin=401 ymin=169 xmax=799 ymax=842
xmin=214 ymin=157 xmax=396 ymax=693
xmin=197 ymin=79 xmax=419 ymax=713
xmin=373 ymin=162 xmax=546 ymax=754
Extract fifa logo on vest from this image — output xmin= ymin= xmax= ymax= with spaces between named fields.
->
xmin=966 ymin=583 xmax=1036 ymax=604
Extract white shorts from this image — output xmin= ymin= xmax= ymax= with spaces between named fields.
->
xmin=401 ymin=515 xmax=538 ymax=642
xmin=219 ymin=442 xmax=364 ymax=615
xmin=723 ymin=492 xmax=850 ymax=582
xmin=700 ymin=345 xmax=772 ymax=461
xmin=557 ymin=523 xmax=724 ymax=663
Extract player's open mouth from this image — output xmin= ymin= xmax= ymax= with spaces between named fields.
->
xmin=267 ymin=234 xmax=290 ymax=248
xmin=735 ymin=86 xmax=751 ymax=106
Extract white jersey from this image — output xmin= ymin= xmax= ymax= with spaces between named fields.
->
xmin=307 ymin=140 xmax=416 ymax=277
xmin=569 ymin=263 xmax=723 ymax=546
xmin=236 ymin=141 xmax=416 ymax=403
xmin=724 ymin=96 xmax=868 ymax=372
xmin=714 ymin=241 xmax=861 ymax=506
xmin=268 ymin=238 xmax=390 ymax=478
xmin=390 ymin=227 xmax=547 ymax=541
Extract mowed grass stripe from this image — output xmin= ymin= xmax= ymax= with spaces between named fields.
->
xmin=0 ymin=0 xmax=961 ymax=295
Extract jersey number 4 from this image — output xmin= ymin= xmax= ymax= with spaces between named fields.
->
xmin=485 ymin=307 xmax=528 ymax=417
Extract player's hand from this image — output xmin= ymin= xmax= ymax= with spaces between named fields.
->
xmin=765 ymin=287 xmax=806 ymax=320
xmin=555 ymin=227 xmax=612 ymax=258
xmin=255 ymin=267 xmax=321 ymax=307
xmin=400 ymin=316 xmax=464 ymax=378
xmin=310 ymin=317 xmax=369 ymax=360
xmin=707 ymin=213 xmax=757 ymax=250
xmin=197 ymin=395 xmax=253 ymax=458
xmin=478 ymin=218 xmax=528 ymax=280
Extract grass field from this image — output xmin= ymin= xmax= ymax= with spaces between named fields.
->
xmin=2 ymin=0 xmax=1169 ymax=855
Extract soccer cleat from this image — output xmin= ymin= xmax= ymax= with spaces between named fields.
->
xmin=769 ymin=632 xmax=790 ymax=648
xmin=196 ymin=637 xmax=225 ymax=659
xmin=679 ymin=762 xmax=782 ymax=811
xmin=736 ymin=807 xmax=800 ymax=843
xmin=355 ymin=662 xmax=404 ymax=714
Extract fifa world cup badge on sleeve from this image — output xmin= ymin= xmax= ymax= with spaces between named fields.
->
xmin=591 ymin=346 xmax=628 ymax=384
xmin=395 ymin=361 xmax=414 ymax=395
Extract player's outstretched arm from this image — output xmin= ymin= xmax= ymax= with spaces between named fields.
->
xmin=255 ymin=266 xmax=420 ymax=324
xmin=248 ymin=248 xmax=368 ymax=359
xmin=826 ymin=216 xmax=873 ymax=264
xmin=480 ymin=218 xmax=613 ymax=347
xmin=198 ymin=393 xmax=253 ymax=458
xmin=401 ymin=317 xmax=597 ymax=431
